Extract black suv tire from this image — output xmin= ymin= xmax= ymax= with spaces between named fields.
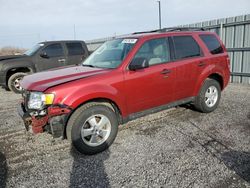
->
xmin=194 ymin=78 xmax=221 ymax=113
xmin=66 ymin=102 xmax=118 ymax=155
xmin=8 ymin=72 xmax=27 ymax=94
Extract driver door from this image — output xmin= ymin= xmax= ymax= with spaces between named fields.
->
xmin=124 ymin=37 xmax=176 ymax=114
xmin=35 ymin=43 xmax=66 ymax=71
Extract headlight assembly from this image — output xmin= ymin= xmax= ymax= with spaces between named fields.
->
xmin=27 ymin=92 xmax=54 ymax=110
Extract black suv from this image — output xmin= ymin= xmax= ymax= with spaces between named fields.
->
xmin=0 ymin=40 xmax=89 ymax=93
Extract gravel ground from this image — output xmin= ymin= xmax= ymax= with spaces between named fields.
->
xmin=0 ymin=84 xmax=249 ymax=188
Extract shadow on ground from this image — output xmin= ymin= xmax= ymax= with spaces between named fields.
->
xmin=0 ymin=152 xmax=7 ymax=188
xmin=69 ymin=147 xmax=110 ymax=188
xmin=221 ymin=151 xmax=250 ymax=183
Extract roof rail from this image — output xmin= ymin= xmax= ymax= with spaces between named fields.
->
xmin=160 ymin=27 xmax=205 ymax=32
xmin=132 ymin=29 xmax=160 ymax=35
xmin=132 ymin=27 xmax=205 ymax=35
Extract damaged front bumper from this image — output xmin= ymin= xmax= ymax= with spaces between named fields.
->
xmin=17 ymin=102 xmax=71 ymax=138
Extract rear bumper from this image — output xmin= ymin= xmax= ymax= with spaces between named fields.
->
xmin=17 ymin=103 xmax=72 ymax=138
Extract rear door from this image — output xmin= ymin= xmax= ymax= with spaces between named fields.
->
xmin=124 ymin=37 xmax=176 ymax=114
xmin=36 ymin=43 xmax=66 ymax=71
xmin=65 ymin=42 xmax=88 ymax=66
xmin=171 ymin=35 xmax=205 ymax=100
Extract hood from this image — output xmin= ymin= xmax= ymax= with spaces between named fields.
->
xmin=21 ymin=65 xmax=111 ymax=92
xmin=0 ymin=54 xmax=26 ymax=61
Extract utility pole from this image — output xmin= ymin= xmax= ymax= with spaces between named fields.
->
xmin=73 ymin=24 xmax=76 ymax=39
xmin=157 ymin=1 xmax=162 ymax=29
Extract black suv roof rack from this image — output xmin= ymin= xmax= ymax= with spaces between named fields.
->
xmin=133 ymin=27 xmax=205 ymax=35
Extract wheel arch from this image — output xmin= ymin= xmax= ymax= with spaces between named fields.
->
xmin=6 ymin=67 xmax=34 ymax=85
xmin=208 ymin=73 xmax=224 ymax=90
xmin=194 ymin=70 xmax=225 ymax=97
xmin=63 ymin=97 xmax=123 ymax=138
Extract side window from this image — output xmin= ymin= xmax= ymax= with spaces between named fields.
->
xmin=134 ymin=38 xmax=170 ymax=66
xmin=42 ymin=44 xmax=64 ymax=57
xmin=66 ymin=43 xmax=85 ymax=56
xmin=200 ymin=34 xmax=224 ymax=54
xmin=173 ymin=36 xmax=201 ymax=60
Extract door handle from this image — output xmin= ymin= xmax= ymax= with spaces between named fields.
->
xmin=58 ymin=58 xmax=66 ymax=63
xmin=161 ymin=69 xmax=172 ymax=75
xmin=198 ymin=62 xmax=206 ymax=67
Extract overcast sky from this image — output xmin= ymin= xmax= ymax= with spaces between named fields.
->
xmin=0 ymin=0 xmax=249 ymax=48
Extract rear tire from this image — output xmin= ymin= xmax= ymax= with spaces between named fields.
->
xmin=66 ymin=102 xmax=118 ymax=155
xmin=8 ymin=72 xmax=27 ymax=94
xmin=194 ymin=78 xmax=221 ymax=113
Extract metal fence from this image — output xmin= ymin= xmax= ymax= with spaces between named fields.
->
xmin=183 ymin=14 xmax=250 ymax=84
xmin=86 ymin=14 xmax=250 ymax=84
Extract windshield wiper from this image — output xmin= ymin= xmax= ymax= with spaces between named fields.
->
xmin=82 ymin=64 xmax=97 ymax=68
xmin=82 ymin=64 xmax=114 ymax=69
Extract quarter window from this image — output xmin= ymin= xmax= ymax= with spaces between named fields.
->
xmin=66 ymin=43 xmax=85 ymax=55
xmin=173 ymin=36 xmax=201 ymax=60
xmin=42 ymin=44 xmax=64 ymax=57
xmin=133 ymin=38 xmax=171 ymax=66
xmin=200 ymin=34 xmax=224 ymax=54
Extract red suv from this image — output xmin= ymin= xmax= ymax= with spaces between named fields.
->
xmin=18 ymin=28 xmax=230 ymax=155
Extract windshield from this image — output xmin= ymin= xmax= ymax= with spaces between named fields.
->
xmin=24 ymin=43 xmax=44 ymax=56
xmin=82 ymin=38 xmax=137 ymax=69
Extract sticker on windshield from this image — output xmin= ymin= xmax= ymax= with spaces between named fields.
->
xmin=122 ymin=39 xmax=137 ymax=44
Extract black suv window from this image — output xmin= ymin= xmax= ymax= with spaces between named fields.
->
xmin=66 ymin=43 xmax=85 ymax=55
xmin=200 ymin=34 xmax=224 ymax=54
xmin=43 ymin=44 xmax=64 ymax=57
xmin=173 ymin=36 xmax=201 ymax=60
xmin=134 ymin=38 xmax=170 ymax=66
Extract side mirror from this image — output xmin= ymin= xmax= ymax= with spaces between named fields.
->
xmin=129 ymin=57 xmax=149 ymax=71
xmin=40 ymin=52 xmax=49 ymax=58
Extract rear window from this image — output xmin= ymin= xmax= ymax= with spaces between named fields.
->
xmin=66 ymin=43 xmax=85 ymax=55
xmin=200 ymin=34 xmax=224 ymax=55
xmin=173 ymin=36 xmax=201 ymax=60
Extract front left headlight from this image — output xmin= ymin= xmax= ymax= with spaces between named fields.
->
xmin=28 ymin=92 xmax=55 ymax=110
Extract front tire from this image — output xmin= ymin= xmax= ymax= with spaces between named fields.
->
xmin=7 ymin=72 xmax=27 ymax=94
xmin=66 ymin=103 xmax=118 ymax=155
xmin=194 ymin=78 xmax=221 ymax=113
